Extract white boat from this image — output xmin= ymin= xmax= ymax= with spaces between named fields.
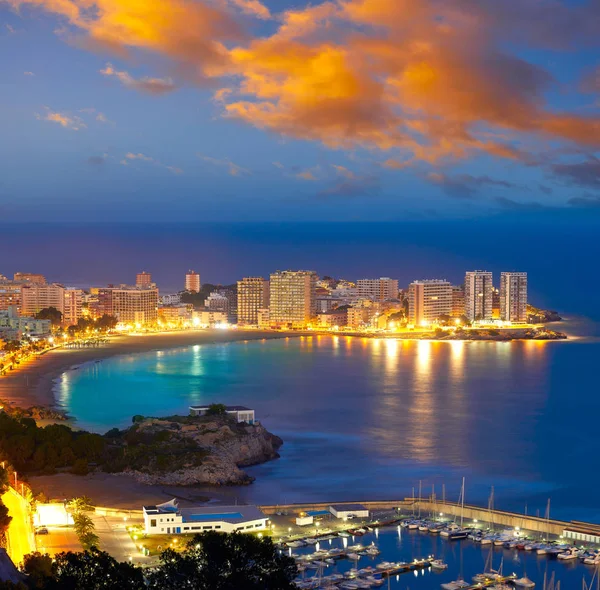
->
xmin=584 ymin=554 xmax=600 ymax=565
xmin=431 ymin=559 xmax=448 ymax=570
xmin=364 ymin=546 xmax=380 ymax=556
xmin=366 ymin=576 xmax=384 ymax=587
xmin=347 ymin=553 xmax=361 ymax=561
xmin=557 ymin=548 xmax=579 ymax=560
xmin=305 ymin=538 xmax=319 ymax=545
xmin=513 ymin=576 xmax=536 ymax=588
xmin=536 ymin=545 xmax=549 ymax=555
xmin=440 ymin=581 xmax=469 ymax=590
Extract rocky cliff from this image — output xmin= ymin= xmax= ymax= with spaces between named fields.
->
xmin=106 ymin=415 xmax=283 ymax=486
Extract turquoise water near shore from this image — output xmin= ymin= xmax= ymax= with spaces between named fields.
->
xmin=55 ymin=320 xmax=600 ymax=523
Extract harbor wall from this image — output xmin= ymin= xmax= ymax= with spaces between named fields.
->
xmin=260 ymin=499 xmax=569 ymax=537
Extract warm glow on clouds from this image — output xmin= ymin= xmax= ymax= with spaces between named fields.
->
xmin=7 ymin=0 xmax=600 ymax=168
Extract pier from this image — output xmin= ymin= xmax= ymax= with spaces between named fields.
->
xmin=261 ymin=498 xmax=595 ymax=540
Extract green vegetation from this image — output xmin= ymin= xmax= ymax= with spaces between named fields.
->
xmin=15 ymin=532 xmax=296 ymax=590
xmin=180 ymin=284 xmax=236 ymax=308
xmin=206 ymin=403 xmax=227 ymax=416
xmin=67 ymin=497 xmax=99 ymax=550
xmin=35 ymin=307 xmax=62 ymax=326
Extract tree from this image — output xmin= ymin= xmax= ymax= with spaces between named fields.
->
xmin=96 ymin=315 xmax=118 ymax=331
xmin=49 ymin=549 xmax=145 ymax=590
xmin=36 ymin=307 xmax=62 ymax=326
xmin=147 ymin=531 xmax=298 ymax=590
xmin=206 ymin=404 xmax=227 ymax=416
xmin=0 ymin=500 xmax=12 ymax=535
xmin=22 ymin=552 xmax=54 ymax=589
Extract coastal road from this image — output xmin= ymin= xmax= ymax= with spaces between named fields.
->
xmin=2 ymin=488 xmax=35 ymax=566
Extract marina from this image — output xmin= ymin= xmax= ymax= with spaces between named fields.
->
xmin=266 ymin=496 xmax=600 ymax=589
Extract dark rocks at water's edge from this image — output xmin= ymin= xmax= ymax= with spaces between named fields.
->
xmin=103 ymin=415 xmax=283 ymax=487
xmin=0 ymin=400 xmax=68 ymax=421
xmin=434 ymin=328 xmax=567 ymax=341
xmin=527 ymin=304 xmax=563 ymax=323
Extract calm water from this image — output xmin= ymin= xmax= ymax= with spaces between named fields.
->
xmin=291 ymin=527 xmax=596 ymax=589
xmin=56 ymin=319 xmax=600 ymax=523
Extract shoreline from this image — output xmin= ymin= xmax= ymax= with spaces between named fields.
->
xmin=0 ymin=324 xmax=575 ymax=413
xmin=0 ymin=330 xmax=295 ymax=411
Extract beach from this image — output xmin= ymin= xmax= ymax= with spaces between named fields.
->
xmin=0 ymin=329 xmax=293 ymax=411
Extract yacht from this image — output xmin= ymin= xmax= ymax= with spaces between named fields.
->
xmin=431 ymin=559 xmax=448 ymax=570
xmin=513 ymin=576 xmax=536 ymax=588
xmin=440 ymin=580 xmax=469 ymax=590
xmin=557 ymin=547 xmax=579 ymax=560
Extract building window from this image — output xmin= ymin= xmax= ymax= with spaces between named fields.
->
xmin=150 ymin=519 xmax=156 ymax=527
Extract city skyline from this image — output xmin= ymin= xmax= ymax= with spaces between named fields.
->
xmin=1 ymin=0 xmax=600 ymax=221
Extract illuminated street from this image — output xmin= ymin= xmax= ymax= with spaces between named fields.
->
xmin=2 ymin=488 xmax=34 ymax=566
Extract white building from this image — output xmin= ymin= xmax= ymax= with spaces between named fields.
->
xmin=160 ymin=293 xmax=182 ymax=306
xmin=357 ymin=278 xmax=399 ymax=302
xmin=192 ymin=309 xmax=228 ymax=327
xmin=269 ymin=270 xmax=317 ymax=327
xmin=465 ymin=271 xmax=493 ymax=321
xmin=500 ymin=272 xmax=528 ymax=323
xmin=189 ymin=405 xmax=255 ymax=424
xmin=329 ymin=504 xmax=370 ymax=519
xmin=0 ymin=308 xmax=51 ymax=338
xmin=408 ymin=280 xmax=452 ymax=326
xmin=143 ymin=500 xmax=268 ymax=535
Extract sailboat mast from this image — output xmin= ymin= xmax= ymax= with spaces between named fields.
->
xmin=460 ymin=477 xmax=465 ymax=528
xmin=418 ymin=480 xmax=422 ymax=519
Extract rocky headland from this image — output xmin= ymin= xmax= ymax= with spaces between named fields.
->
xmin=105 ymin=414 xmax=283 ymax=486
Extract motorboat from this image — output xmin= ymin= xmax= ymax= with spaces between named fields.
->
xmin=557 ymin=547 xmax=579 ymax=560
xmin=440 ymin=580 xmax=469 ymax=590
xmin=431 ymin=559 xmax=448 ymax=570
xmin=513 ymin=576 xmax=536 ymax=588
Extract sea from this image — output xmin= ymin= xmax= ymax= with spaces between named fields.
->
xmin=2 ymin=219 xmax=600 ymax=572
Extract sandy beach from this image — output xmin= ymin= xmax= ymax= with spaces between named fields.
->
xmin=0 ymin=329 xmax=294 ymax=411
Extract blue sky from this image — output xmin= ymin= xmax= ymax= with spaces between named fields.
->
xmin=1 ymin=0 xmax=599 ymax=221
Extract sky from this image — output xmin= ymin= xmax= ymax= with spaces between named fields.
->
xmin=1 ymin=0 xmax=600 ymax=221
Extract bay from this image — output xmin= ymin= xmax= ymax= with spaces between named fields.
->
xmin=55 ymin=318 xmax=600 ymax=524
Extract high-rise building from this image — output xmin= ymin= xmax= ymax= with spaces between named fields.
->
xmin=0 ymin=280 xmax=23 ymax=311
xmin=13 ymin=273 xmax=46 ymax=285
xmin=465 ymin=271 xmax=493 ymax=321
xmin=408 ymin=280 xmax=452 ymax=326
xmin=451 ymin=286 xmax=465 ymax=318
xmin=237 ymin=277 xmax=269 ymax=325
xmin=136 ymin=272 xmax=153 ymax=288
xmin=21 ymin=283 xmax=66 ymax=317
xmin=185 ymin=271 xmax=201 ymax=293
xmin=98 ymin=285 xmax=159 ymax=325
xmin=63 ymin=288 xmax=84 ymax=326
xmin=500 ymin=272 xmax=528 ymax=323
xmin=269 ymin=270 xmax=317 ymax=326
xmin=357 ymin=278 xmax=399 ymax=301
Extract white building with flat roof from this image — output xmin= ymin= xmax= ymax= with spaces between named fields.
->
xmin=189 ymin=405 xmax=255 ymax=424
xmin=465 ymin=271 xmax=493 ymax=321
xmin=408 ymin=280 xmax=452 ymax=326
xmin=357 ymin=278 xmax=398 ymax=302
xmin=500 ymin=272 xmax=528 ymax=323
xmin=143 ymin=499 xmax=268 ymax=535
xmin=329 ymin=504 xmax=369 ymax=519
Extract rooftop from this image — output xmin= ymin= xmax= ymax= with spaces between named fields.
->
xmin=143 ymin=501 xmax=265 ymax=524
xmin=189 ymin=405 xmax=252 ymax=412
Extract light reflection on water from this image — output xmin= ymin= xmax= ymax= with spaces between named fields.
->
xmin=56 ymin=332 xmax=600 ymax=521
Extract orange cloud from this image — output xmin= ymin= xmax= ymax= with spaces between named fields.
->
xmin=9 ymin=0 xmax=600 ymax=163
xmin=100 ymin=63 xmax=176 ymax=94
xmin=35 ymin=107 xmax=85 ymax=130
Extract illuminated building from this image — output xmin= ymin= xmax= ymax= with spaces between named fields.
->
xmin=158 ymin=304 xmax=192 ymax=324
xmin=98 ymin=285 xmax=159 ymax=325
xmin=347 ymin=306 xmax=377 ymax=328
xmin=237 ymin=277 xmax=269 ymax=326
xmin=0 ymin=281 xmax=23 ymax=312
xmin=13 ymin=273 xmax=46 ymax=285
xmin=206 ymin=292 xmax=230 ymax=316
xmin=21 ymin=283 xmax=65 ymax=317
xmin=408 ymin=280 xmax=452 ymax=326
xmin=465 ymin=271 xmax=493 ymax=321
xmin=317 ymin=308 xmax=348 ymax=327
xmin=257 ymin=308 xmax=270 ymax=328
xmin=500 ymin=272 xmax=528 ymax=322
xmin=185 ymin=271 xmax=201 ymax=293
xmin=269 ymin=270 xmax=317 ymax=327
xmin=192 ymin=309 xmax=227 ymax=326
xmin=451 ymin=285 xmax=465 ymax=318
xmin=63 ymin=288 xmax=84 ymax=326
xmin=357 ymin=278 xmax=399 ymax=301
xmin=136 ymin=271 xmax=153 ymax=288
